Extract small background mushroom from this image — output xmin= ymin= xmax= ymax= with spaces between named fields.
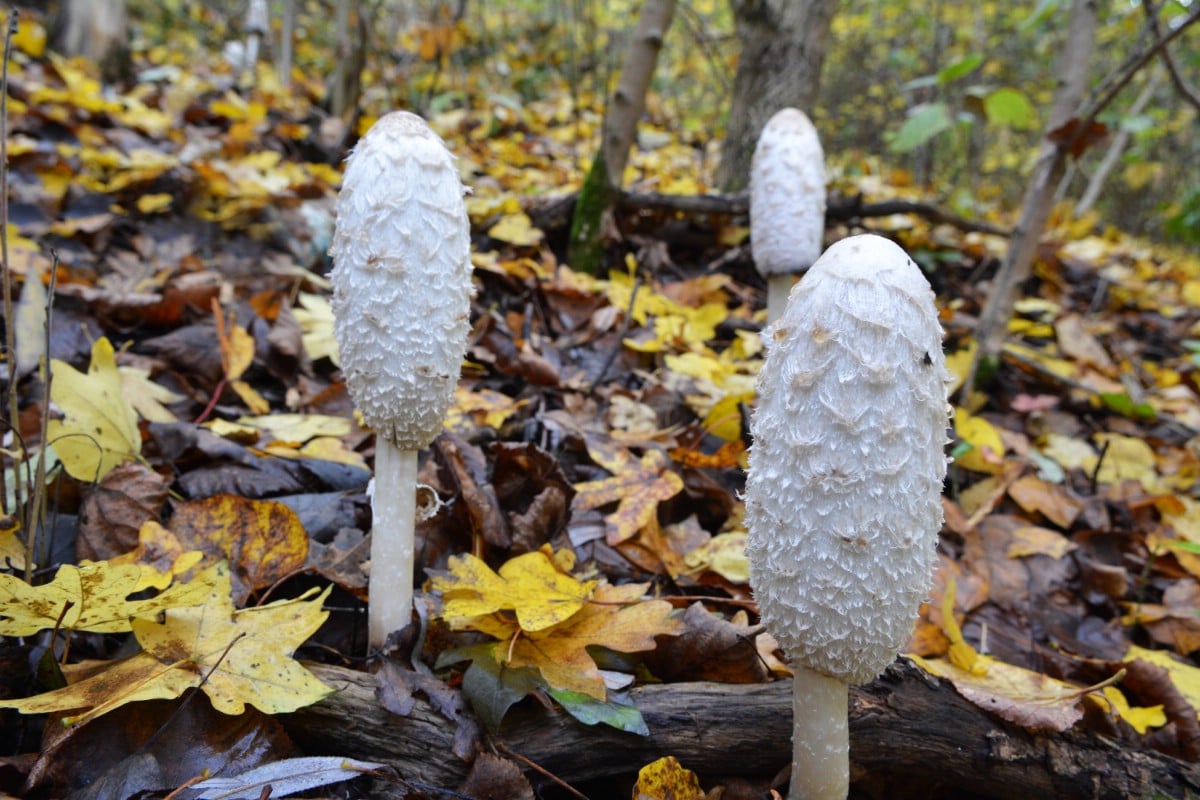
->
xmin=749 ymin=107 xmax=827 ymax=323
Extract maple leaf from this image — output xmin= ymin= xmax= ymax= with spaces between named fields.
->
xmin=0 ymin=560 xmax=212 ymax=636
xmin=432 ymin=548 xmax=596 ymax=632
xmin=456 ymin=582 xmax=680 ymax=699
xmin=47 ymin=337 xmax=141 ymax=482
xmin=0 ymin=562 xmax=332 ymax=725
xmin=572 ymin=441 xmax=684 ymax=545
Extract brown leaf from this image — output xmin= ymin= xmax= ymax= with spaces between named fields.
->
xmin=457 ymin=752 xmax=534 ymax=800
xmin=1007 ymin=474 xmax=1083 ymax=529
xmin=433 ymin=433 xmax=509 ymax=549
xmin=306 ymin=528 xmax=370 ymax=601
xmin=76 ymin=462 xmax=170 ymax=562
xmin=572 ymin=445 xmax=684 ymax=546
xmin=643 ymin=602 xmax=768 ymax=683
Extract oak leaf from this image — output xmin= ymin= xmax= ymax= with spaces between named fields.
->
xmin=572 ymin=443 xmax=684 ymax=545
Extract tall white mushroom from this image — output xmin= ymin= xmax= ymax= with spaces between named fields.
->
xmin=330 ymin=111 xmax=473 ymax=651
xmin=744 ymin=234 xmax=950 ymax=800
xmin=749 ymin=108 xmax=826 ymax=323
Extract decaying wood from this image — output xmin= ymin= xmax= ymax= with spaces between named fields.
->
xmin=529 ymin=190 xmax=1008 ymax=240
xmin=283 ymin=661 xmax=1200 ymax=799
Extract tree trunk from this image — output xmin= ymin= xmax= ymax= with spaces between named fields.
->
xmin=715 ymin=0 xmax=838 ymax=192
xmin=283 ymin=660 xmax=1200 ymax=800
xmin=566 ymin=0 xmax=677 ymax=275
xmin=967 ymin=0 xmax=1097 ymax=391
xmin=54 ymin=0 xmax=129 ymax=81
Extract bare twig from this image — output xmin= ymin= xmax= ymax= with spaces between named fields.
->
xmin=1140 ymin=0 xmax=1200 ymax=112
xmin=1 ymin=8 xmax=19 ymax=519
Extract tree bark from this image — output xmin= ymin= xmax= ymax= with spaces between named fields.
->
xmin=53 ymin=0 xmax=129 ymax=81
xmin=966 ymin=0 xmax=1097 ymax=397
xmin=715 ymin=0 xmax=838 ymax=192
xmin=283 ymin=660 xmax=1200 ymax=800
xmin=566 ymin=0 xmax=677 ymax=274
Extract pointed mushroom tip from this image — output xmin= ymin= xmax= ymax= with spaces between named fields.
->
xmin=762 ymin=106 xmax=817 ymax=136
xmin=809 ymin=233 xmax=922 ymax=282
xmin=366 ymin=109 xmax=442 ymax=142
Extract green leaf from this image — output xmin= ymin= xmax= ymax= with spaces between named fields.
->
xmin=983 ymin=88 xmax=1036 ymax=129
xmin=439 ymin=643 xmax=544 ymax=730
xmin=1099 ymin=392 xmax=1156 ymax=421
xmin=888 ymin=103 xmax=953 ymax=153
xmin=936 ymin=54 xmax=984 ymax=86
xmin=548 ymin=687 xmax=650 ymax=735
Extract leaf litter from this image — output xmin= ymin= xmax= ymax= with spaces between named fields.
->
xmin=2 ymin=4 xmax=1200 ymax=799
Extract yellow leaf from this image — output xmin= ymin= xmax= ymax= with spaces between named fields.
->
xmin=1039 ymin=433 xmax=1095 ymax=471
xmin=119 ymin=365 xmax=184 ymax=423
xmin=0 ymin=563 xmax=332 ymax=724
xmin=231 ymin=378 xmax=270 ymax=414
xmin=683 ymin=531 xmax=749 ymax=584
xmin=572 ymin=447 xmax=685 ymax=545
xmin=434 ymin=549 xmax=596 ymax=632
xmin=0 ymin=560 xmax=214 ymax=636
xmin=1006 ymin=526 xmax=1077 ymax=559
xmin=912 ymin=579 xmax=1111 ymax=733
xmin=109 ymin=520 xmax=205 ymax=579
xmin=237 ymin=413 xmax=351 ymax=443
xmin=487 ymin=212 xmax=544 ymax=246
xmin=702 ymin=392 xmax=750 ymax=442
xmin=634 ymin=756 xmax=705 ymax=800
xmin=13 ymin=18 xmax=46 ymax=57
xmin=136 ymin=193 xmax=174 ymax=214
xmin=1086 ymin=433 xmax=1159 ymax=490
xmin=944 ymin=338 xmax=977 ymax=395
xmin=293 ymin=292 xmax=339 ymax=366
xmin=953 ymin=409 xmax=1006 ymax=474
xmin=1125 ymin=645 xmax=1200 ymax=715
xmin=48 ymin=337 xmax=142 ymax=482
xmin=1097 ymin=686 xmax=1166 ymax=734
xmin=0 ymin=515 xmax=25 ymax=570
xmin=168 ymin=495 xmax=310 ymax=604
xmin=462 ymin=582 xmax=679 ymax=698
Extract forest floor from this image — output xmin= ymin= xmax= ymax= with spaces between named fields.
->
xmin=2 ymin=10 xmax=1200 ymax=800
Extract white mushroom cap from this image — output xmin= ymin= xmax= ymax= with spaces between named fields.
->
xmin=749 ymin=108 xmax=826 ymax=278
xmin=745 ymin=234 xmax=950 ymax=685
xmin=330 ymin=111 xmax=473 ymax=450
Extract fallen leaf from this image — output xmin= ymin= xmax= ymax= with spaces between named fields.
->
xmin=48 ymin=337 xmax=142 ymax=482
xmin=634 ymin=756 xmax=704 ymax=800
xmin=0 ymin=560 xmax=214 ymax=636
xmin=1006 ymin=474 xmax=1083 ymax=529
xmin=433 ymin=548 xmax=596 ymax=632
xmin=169 ymin=494 xmax=310 ymax=603
xmin=572 ymin=444 xmax=684 ymax=545
xmin=0 ymin=563 xmax=331 ymax=725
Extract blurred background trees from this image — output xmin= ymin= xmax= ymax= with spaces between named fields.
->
xmin=30 ymin=0 xmax=1200 ymax=244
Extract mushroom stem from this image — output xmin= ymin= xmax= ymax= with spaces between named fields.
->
xmin=789 ymin=666 xmax=849 ymax=800
xmin=765 ymin=273 xmax=795 ymax=324
xmin=367 ymin=439 xmax=418 ymax=650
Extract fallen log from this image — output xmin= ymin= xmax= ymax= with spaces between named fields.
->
xmin=283 ymin=660 xmax=1200 ymax=799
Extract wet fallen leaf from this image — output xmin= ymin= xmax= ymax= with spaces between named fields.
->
xmin=634 ymin=756 xmax=705 ymax=800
